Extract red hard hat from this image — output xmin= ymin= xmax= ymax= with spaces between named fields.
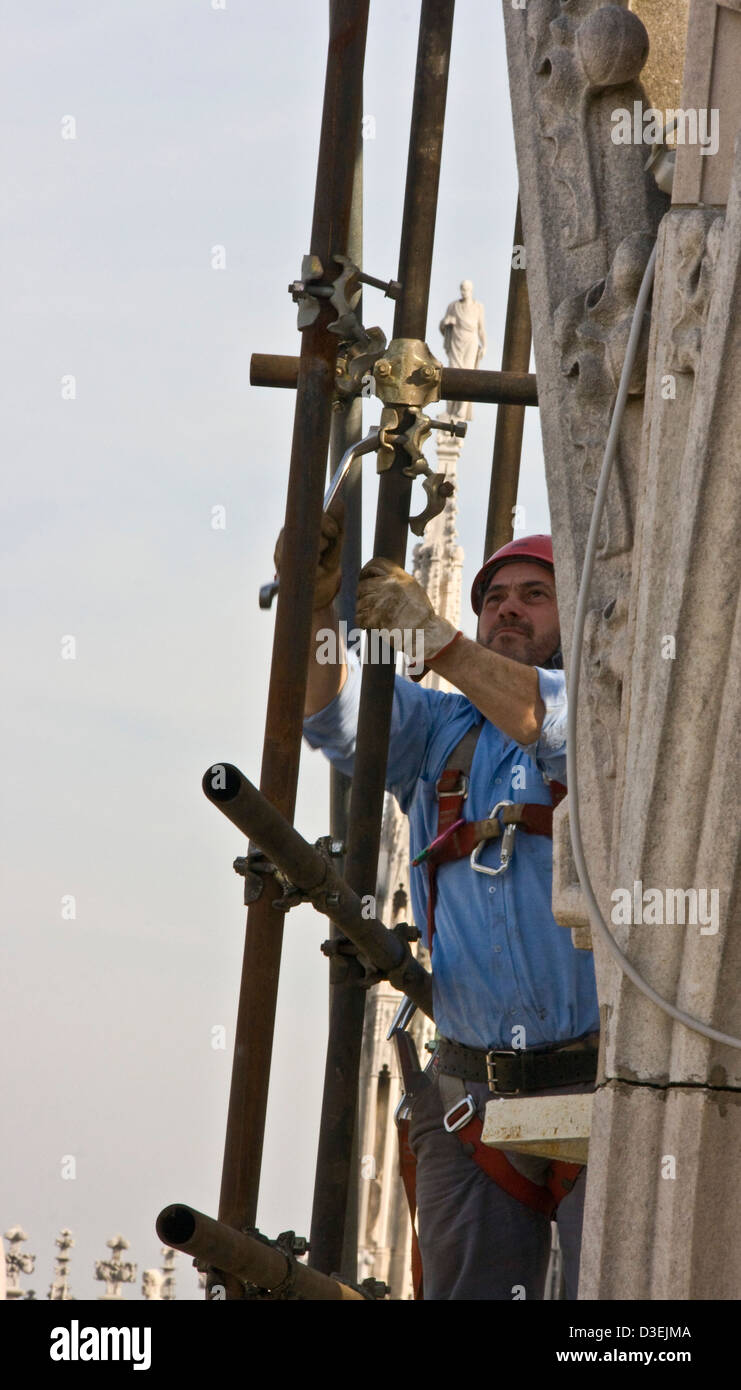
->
xmin=471 ymin=534 xmax=554 ymax=615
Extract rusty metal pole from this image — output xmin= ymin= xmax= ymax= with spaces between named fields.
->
xmin=308 ymin=0 xmax=455 ymax=1278
xmin=202 ymin=764 xmax=434 ymax=1017
xmin=157 ymin=1206 xmax=367 ymax=1300
xmin=215 ymin=0 xmax=369 ymax=1293
xmin=250 ymin=353 xmax=537 ymax=405
xmin=483 ymin=198 xmax=533 ymax=559
xmin=328 ymin=99 xmax=363 ymax=1284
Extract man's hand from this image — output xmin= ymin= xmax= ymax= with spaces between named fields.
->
xmin=274 ymin=503 xmax=344 ymax=611
xmin=357 ymin=559 xmax=545 ymax=746
xmin=356 ymin=557 xmax=461 ymax=667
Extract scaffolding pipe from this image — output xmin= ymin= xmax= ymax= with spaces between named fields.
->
xmin=483 ymin=198 xmax=533 ymax=559
xmin=250 ymin=352 xmax=537 ymax=406
xmin=156 ymin=1205 xmax=366 ymax=1301
xmin=202 ymin=763 xmax=434 ymax=1019
xmin=307 ymin=0 xmax=456 ymax=1279
xmin=327 ymin=91 xmax=363 ymax=1284
xmin=214 ymin=0 xmax=369 ymax=1292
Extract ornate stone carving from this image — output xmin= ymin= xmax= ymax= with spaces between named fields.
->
xmin=94 ymin=1234 xmax=137 ymax=1299
xmin=668 ymin=210 xmax=725 ymax=374
xmin=142 ymin=1269 xmax=163 ymax=1299
xmin=526 ymin=1 xmax=650 ymax=246
xmin=3 ymin=1226 xmax=35 ymax=1300
xmin=580 ymin=100 xmax=741 ymax=1299
xmin=49 ymin=1228 xmax=75 ymax=1301
xmin=584 ymin=592 xmax=629 ymax=779
xmin=554 ymin=230 xmax=655 ymax=557
xmin=160 ymin=1247 xmax=177 ymax=1300
xmin=551 ymin=799 xmax=592 ymax=948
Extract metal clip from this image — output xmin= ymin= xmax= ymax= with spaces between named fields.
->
xmin=334 ymin=326 xmax=387 ymax=402
xmin=374 ymin=398 xmax=461 ymax=535
xmin=409 ymin=472 xmax=455 ymax=537
xmin=233 ymin=848 xmax=276 ymax=904
xmin=288 ymin=254 xmax=326 ymax=329
xmin=437 ymin=773 xmax=468 ymax=800
xmin=443 ymin=1094 xmax=477 ymax=1133
xmin=289 ymin=253 xmax=398 ymax=340
xmin=470 ymin=801 xmax=516 ymax=877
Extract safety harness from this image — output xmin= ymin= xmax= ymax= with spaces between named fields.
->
xmin=398 ymin=724 xmax=589 ymax=1298
xmin=412 ymin=723 xmax=568 ymax=952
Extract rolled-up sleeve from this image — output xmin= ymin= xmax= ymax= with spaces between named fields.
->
xmin=517 ymin=666 xmax=567 ymax=784
xmin=303 ymin=653 xmax=363 ymax=777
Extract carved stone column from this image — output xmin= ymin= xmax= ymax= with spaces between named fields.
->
xmin=582 ymin=139 xmax=741 ymax=1302
xmin=504 ymin=1 xmax=667 ymax=952
xmin=504 ymin=0 xmax=741 ymax=1298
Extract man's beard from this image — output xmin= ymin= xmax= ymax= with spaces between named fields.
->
xmin=479 ymin=624 xmax=560 ymax=668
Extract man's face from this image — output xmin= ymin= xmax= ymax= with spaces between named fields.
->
xmin=477 ymin=560 xmax=560 ymax=667
xmin=460 ymin=279 xmax=473 ymax=300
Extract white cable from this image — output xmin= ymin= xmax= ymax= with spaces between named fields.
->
xmin=566 ymin=241 xmax=741 ymax=1050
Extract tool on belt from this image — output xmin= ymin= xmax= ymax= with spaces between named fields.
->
xmin=388 ymin=999 xmax=431 ymax=1300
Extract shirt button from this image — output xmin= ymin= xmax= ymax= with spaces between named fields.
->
xmin=494 ymin=777 xmax=502 ymax=785
xmin=494 ymin=945 xmax=502 ymax=953
xmin=488 ymin=885 xmax=496 ymax=894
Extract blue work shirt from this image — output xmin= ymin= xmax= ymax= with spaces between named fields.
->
xmin=303 ymin=655 xmax=599 ymax=1051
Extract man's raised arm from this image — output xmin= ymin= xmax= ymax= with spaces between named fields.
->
xmin=305 ymin=605 xmax=347 ymax=717
xmin=355 ymin=558 xmax=545 ymax=747
xmin=429 ymin=634 xmax=544 ymax=746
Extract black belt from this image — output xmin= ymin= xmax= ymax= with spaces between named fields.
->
xmin=436 ymin=1036 xmax=599 ymax=1094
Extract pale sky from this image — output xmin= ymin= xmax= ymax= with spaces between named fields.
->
xmin=1 ymin=0 xmax=548 ymax=1299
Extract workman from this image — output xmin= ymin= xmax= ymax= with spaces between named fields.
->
xmin=280 ymin=509 xmax=600 ymax=1300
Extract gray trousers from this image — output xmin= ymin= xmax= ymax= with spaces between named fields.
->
xmin=408 ymin=1074 xmax=591 ymax=1301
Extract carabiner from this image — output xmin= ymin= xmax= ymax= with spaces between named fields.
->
xmin=470 ymin=800 xmax=516 ymax=877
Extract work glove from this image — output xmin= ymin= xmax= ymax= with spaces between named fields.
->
xmin=273 ymin=503 xmax=344 ymax=611
xmin=356 ymin=558 xmax=461 ymax=671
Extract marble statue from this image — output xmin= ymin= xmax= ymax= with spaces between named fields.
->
xmin=439 ymin=279 xmax=487 ymax=419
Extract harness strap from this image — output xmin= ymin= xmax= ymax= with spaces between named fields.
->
xmin=456 ymin=1112 xmax=582 ymax=1218
xmin=397 ymin=1118 xmax=424 ymax=1301
xmin=417 ymin=714 xmax=567 ymax=951
xmin=416 ymin=797 xmax=562 ymax=872
xmin=398 ymin=1075 xmax=583 ymax=1299
xmin=435 ymin=724 xmax=482 ymax=835
xmin=417 ymin=723 xmax=480 ymax=953
xmin=438 ymin=1073 xmax=583 ymax=1220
